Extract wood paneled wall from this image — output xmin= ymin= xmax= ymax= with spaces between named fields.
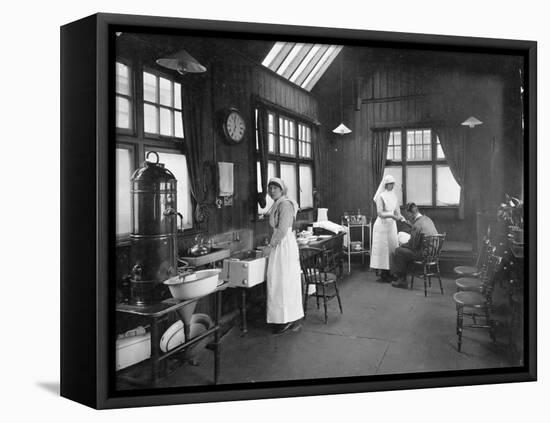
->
xmin=116 ymin=33 xmax=522 ymax=248
xmin=115 ymin=35 xmax=319 ymax=319
xmin=116 ymin=34 xmax=319 ymax=249
xmin=314 ymin=48 xmax=523 ymax=242
xmin=206 ymin=48 xmax=318 ymax=238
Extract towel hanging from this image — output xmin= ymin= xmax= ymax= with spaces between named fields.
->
xmin=218 ymin=162 xmax=234 ymax=196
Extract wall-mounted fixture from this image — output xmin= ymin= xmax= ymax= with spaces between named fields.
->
xmin=332 ymin=55 xmax=352 ymax=135
xmin=156 ymin=49 xmax=207 ymax=74
xmin=461 ymin=116 xmax=483 ymax=128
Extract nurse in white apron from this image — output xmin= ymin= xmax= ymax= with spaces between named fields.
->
xmin=263 ymin=177 xmax=304 ymax=335
xmin=370 ymin=174 xmax=405 ymax=282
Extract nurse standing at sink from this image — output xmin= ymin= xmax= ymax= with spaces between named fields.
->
xmin=262 ymin=177 xmax=303 ymax=335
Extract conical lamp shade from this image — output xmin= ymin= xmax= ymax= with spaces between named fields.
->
xmin=156 ymin=49 xmax=207 ymax=74
xmin=461 ymin=116 xmax=483 ymax=128
xmin=333 ymin=122 xmax=352 ymax=134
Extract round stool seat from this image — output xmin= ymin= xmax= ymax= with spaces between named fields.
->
xmin=454 ymin=265 xmax=480 ymax=277
xmin=455 ymin=277 xmax=483 ymax=292
xmin=453 ymin=291 xmax=485 ymax=308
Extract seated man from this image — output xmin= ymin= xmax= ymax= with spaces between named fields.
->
xmin=390 ymin=203 xmax=438 ymax=288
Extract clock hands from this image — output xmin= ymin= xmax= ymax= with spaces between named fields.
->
xmin=224 ymin=110 xmax=245 ymax=142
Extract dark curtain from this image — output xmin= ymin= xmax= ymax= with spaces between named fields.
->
xmin=434 ymin=126 xmax=467 ymax=220
xmin=256 ymin=105 xmax=269 ymax=208
xmin=370 ymin=129 xmax=391 ymax=217
xmin=182 ymin=77 xmax=209 ymax=224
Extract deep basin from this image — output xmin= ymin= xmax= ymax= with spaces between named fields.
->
xmin=164 ymin=268 xmax=222 ymax=300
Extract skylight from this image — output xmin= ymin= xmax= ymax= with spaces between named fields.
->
xmin=262 ymin=42 xmax=343 ymax=91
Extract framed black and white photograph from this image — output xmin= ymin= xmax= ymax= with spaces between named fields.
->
xmin=59 ymin=9 xmax=536 ymax=411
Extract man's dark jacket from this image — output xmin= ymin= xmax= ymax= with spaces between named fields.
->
xmin=402 ymin=215 xmax=438 ymax=251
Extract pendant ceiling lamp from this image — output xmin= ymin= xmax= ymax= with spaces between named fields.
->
xmin=332 ymin=56 xmax=352 ymax=135
xmin=156 ymin=49 xmax=207 ymax=74
xmin=461 ymin=116 xmax=483 ymax=128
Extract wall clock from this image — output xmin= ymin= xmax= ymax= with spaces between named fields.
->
xmin=222 ymin=108 xmax=246 ymax=144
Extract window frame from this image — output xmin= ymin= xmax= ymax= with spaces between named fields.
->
xmin=385 ymin=127 xmax=459 ymax=208
xmin=255 ymin=103 xmax=315 ymax=214
xmin=115 ymin=59 xmax=195 ymax=244
xmin=141 ymin=66 xmax=184 ymax=141
xmin=115 ymin=59 xmax=136 ymax=136
xmin=115 ymin=142 xmax=137 ymax=244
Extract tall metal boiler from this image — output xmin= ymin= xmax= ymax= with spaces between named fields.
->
xmin=128 ymin=151 xmax=181 ymax=305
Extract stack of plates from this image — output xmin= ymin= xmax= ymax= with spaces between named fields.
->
xmin=159 ymin=313 xmax=213 ymax=353
xmin=350 ymin=241 xmax=362 ymax=251
xmin=297 ymin=233 xmax=317 ymax=244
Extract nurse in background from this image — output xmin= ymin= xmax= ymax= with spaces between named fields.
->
xmin=370 ymin=174 xmax=405 ymax=282
xmin=262 ymin=177 xmax=304 ymax=335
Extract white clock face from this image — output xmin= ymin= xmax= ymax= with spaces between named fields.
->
xmin=226 ymin=111 xmax=245 ymax=142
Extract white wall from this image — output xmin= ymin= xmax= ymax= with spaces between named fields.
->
xmin=2 ymin=0 xmax=545 ymax=421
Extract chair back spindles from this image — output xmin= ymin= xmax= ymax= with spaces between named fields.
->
xmin=453 ymin=238 xmax=494 ymax=279
xmin=453 ymin=252 xmax=503 ymax=351
xmin=299 ymin=245 xmax=343 ymax=324
xmin=481 ymin=254 xmax=502 ymax=302
xmin=411 ymin=233 xmax=446 ymax=296
xmin=421 ymin=233 xmax=446 ymax=263
xmin=299 ymin=247 xmax=324 ymax=285
xmin=479 ymin=246 xmax=496 ymax=278
xmin=478 ymin=242 xmax=495 ymax=275
xmin=475 ymin=237 xmax=491 ymax=269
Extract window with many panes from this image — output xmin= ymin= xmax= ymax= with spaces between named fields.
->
xmin=386 ymin=131 xmax=401 ymax=161
xmin=384 ymin=128 xmax=460 ymax=207
xmin=116 ymin=62 xmax=133 ymax=130
xmin=115 ymin=63 xmax=193 ymax=239
xmin=142 ymin=70 xmax=184 ymax=138
xmin=255 ymin=108 xmax=314 ymax=215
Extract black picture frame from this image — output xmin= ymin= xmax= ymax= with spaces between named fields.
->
xmin=60 ymin=12 xmax=537 ymax=409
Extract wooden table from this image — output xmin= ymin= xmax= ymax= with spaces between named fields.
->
xmin=305 ymin=232 xmax=345 ymax=274
xmin=116 ymin=282 xmax=228 ymax=387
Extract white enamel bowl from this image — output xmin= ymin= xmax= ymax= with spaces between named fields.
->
xmin=164 ymin=268 xmax=221 ymax=300
xmin=159 ymin=313 xmax=214 ymax=353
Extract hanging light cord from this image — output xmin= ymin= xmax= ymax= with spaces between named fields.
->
xmin=333 ymin=52 xmax=351 ymax=135
xmin=339 ymin=57 xmax=344 ymax=122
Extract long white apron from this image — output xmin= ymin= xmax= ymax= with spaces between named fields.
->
xmin=266 ymin=228 xmax=304 ymax=324
xmin=370 ymin=191 xmax=399 ymax=270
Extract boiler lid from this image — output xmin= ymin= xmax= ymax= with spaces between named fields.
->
xmin=131 ymin=151 xmax=177 ymax=182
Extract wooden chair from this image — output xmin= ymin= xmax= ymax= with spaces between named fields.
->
xmin=299 ymin=247 xmax=343 ymax=324
xmin=454 ymin=238 xmax=491 ymax=278
xmin=410 ymin=233 xmax=446 ymax=297
xmin=455 ymin=245 xmax=497 ymax=292
xmin=320 ymin=232 xmax=345 ymax=281
xmin=453 ymin=253 xmax=502 ymax=352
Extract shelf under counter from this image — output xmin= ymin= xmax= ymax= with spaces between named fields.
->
xmin=116 ymin=282 xmax=229 ymax=388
